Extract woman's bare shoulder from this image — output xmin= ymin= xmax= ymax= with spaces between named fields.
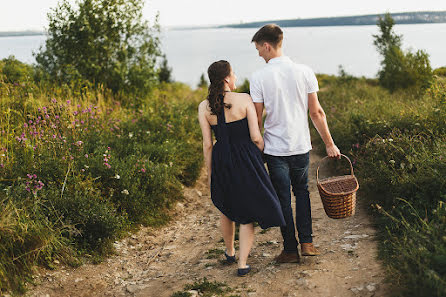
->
xmin=198 ymin=99 xmax=210 ymax=112
xmin=230 ymin=92 xmax=252 ymax=102
xmin=238 ymin=93 xmax=254 ymax=105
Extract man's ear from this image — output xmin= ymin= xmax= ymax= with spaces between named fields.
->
xmin=265 ymin=42 xmax=271 ymax=52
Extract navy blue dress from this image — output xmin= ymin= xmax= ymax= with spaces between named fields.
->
xmin=210 ymin=108 xmax=285 ymax=229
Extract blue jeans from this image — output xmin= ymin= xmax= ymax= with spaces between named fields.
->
xmin=265 ymin=152 xmax=313 ymax=252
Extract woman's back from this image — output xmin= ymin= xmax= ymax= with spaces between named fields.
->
xmin=205 ymin=92 xmax=250 ymax=126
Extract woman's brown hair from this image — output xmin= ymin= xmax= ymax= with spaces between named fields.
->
xmin=207 ymin=60 xmax=232 ymax=115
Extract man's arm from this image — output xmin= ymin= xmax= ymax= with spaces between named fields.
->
xmin=308 ymin=92 xmax=341 ymax=158
xmin=254 ymin=102 xmax=264 ymax=132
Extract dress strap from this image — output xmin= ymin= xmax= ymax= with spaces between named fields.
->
xmin=216 ymin=103 xmax=233 ymax=168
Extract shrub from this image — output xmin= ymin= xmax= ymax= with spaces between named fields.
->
xmin=378 ymin=46 xmax=432 ymax=92
xmin=35 ymin=0 xmax=162 ymax=97
xmin=0 ymin=82 xmax=203 ymax=293
xmin=373 ymin=13 xmax=433 ymax=92
xmin=235 ymin=78 xmax=250 ymax=94
xmin=198 ymin=73 xmax=208 ymax=89
xmin=0 ymin=199 xmax=69 ymax=294
xmin=433 ymin=67 xmax=446 ymax=77
xmin=316 ymin=76 xmax=446 ymax=296
xmin=375 ymin=200 xmax=446 ymax=297
xmin=0 ymin=56 xmax=35 ymax=84
xmin=158 ymin=55 xmax=173 ymax=83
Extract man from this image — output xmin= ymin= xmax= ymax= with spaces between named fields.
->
xmin=250 ymin=24 xmax=341 ymax=263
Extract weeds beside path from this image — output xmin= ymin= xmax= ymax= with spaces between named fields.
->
xmin=26 ymin=152 xmax=388 ymax=297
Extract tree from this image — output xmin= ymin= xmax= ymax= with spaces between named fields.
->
xmin=372 ymin=13 xmax=402 ymax=57
xmin=197 ymin=73 xmax=208 ymax=89
xmin=373 ymin=13 xmax=432 ymax=92
xmin=158 ymin=55 xmax=173 ymax=83
xmin=35 ymin=0 xmax=162 ymax=96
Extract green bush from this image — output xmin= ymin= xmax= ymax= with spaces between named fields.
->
xmin=433 ymin=67 xmax=446 ymax=77
xmin=235 ymin=78 xmax=250 ymax=94
xmin=378 ymin=46 xmax=433 ymax=92
xmin=316 ymin=76 xmax=446 ymax=296
xmin=35 ymin=0 xmax=162 ymax=97
xmin=0 ymin=198 xmax=70 ymax=294
xmin=373 ymin=13 xmax=433 ymax=92
xmin=376 ymin=200 xmax=446 ymax=297
xmin=0 ymin=81 xmax=203 ymax=294
xmin=0 ymin=56 xmax=35 ymax=84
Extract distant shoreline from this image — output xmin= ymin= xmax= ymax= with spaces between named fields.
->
xmin=221 ymin=11 xmax=446 ymax=29
xmin=2 ymin=11 xmax=446 ymax=35
xmin=0 ymin=31 xmax=44 ymax=37
xmin=172 ymin=11 xmax=446 ymax=30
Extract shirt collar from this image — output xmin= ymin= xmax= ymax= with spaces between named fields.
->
xmin=268 ymin=56 xmax=290 ymax=64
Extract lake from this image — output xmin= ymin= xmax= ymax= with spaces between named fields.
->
xmin=1 ymin=23 xmax=445 ymax=87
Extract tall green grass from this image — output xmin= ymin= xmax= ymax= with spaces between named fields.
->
xmin=0 ymin=80 xmax=204 ymax=294
xmin=315 ymin=75 xmax=446 ymax=296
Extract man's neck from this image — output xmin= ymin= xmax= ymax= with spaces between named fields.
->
xmin=266 ymin=49 xmax=283 ymax=63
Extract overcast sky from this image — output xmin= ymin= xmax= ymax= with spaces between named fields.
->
xmin=1 ymin=0 xmax=446 ymax=31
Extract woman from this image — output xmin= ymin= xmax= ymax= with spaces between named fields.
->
xmin=198 ymin=60 xmax=285 ymax=277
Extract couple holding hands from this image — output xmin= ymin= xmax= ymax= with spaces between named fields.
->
xmin=198 ymin=24 xmax=340 ymax=277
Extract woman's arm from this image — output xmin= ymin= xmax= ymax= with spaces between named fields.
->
xmin=246 ymin=96 xmax=264 ymax=151
xmin=198 ymin=101 xmax=213 ymax=186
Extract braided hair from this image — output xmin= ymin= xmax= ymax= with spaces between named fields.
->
xmin=207 ymin=60 xmax=232 ymax=115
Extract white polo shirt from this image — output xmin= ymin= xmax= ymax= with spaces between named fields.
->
xmin=250 ymin=56 xmax=319 ymax=156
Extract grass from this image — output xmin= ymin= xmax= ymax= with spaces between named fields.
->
xmin=171 ymin=278 xmax=236 ymax=297
xmin=206 ymin=248 xmax=225 ymax=259
xmin=0 ymin=80 xmax=205 ymax=294
xmin=315 ymin=75 xmax=446 ymax=296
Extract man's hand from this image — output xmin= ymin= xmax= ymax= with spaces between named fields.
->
xmin=326 ymin=143 xmax=341 ymax=159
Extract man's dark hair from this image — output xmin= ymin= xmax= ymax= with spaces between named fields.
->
xmin=251 ymin=24 xmax=283 ymax=48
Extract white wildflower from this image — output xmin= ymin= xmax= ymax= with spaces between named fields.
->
xmin=129 ymin=132 xmax=133 ymax=138
xmin=114 ymin=174 xmax=120 ymax=179
xmin=121 ymin=189 xmax=129 ymax=195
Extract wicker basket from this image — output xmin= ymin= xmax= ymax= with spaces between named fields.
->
xmin=317 ymin=154 xmax=359 ymax=219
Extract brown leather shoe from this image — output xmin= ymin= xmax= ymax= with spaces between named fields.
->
xmin=301 ymin=243 xmax=320 ymax=256
xmin=274 ymin=250 xmax=300 ymax=263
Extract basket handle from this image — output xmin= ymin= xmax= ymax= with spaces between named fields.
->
xmin=317 ymin=154 xmax=355 ymax=184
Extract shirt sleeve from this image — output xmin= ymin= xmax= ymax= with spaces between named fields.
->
xmin=305 ymin=67 xmax=319 ymax=93
xmin=249 ymin=73 xmax=264 ymax=103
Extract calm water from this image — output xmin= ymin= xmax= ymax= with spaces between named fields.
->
xmin=1 ymin=23 xmax=445 ymax=87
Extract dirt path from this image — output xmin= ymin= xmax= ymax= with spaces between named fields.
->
xmin=26 ymin=152 xmax=388 ymax=297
